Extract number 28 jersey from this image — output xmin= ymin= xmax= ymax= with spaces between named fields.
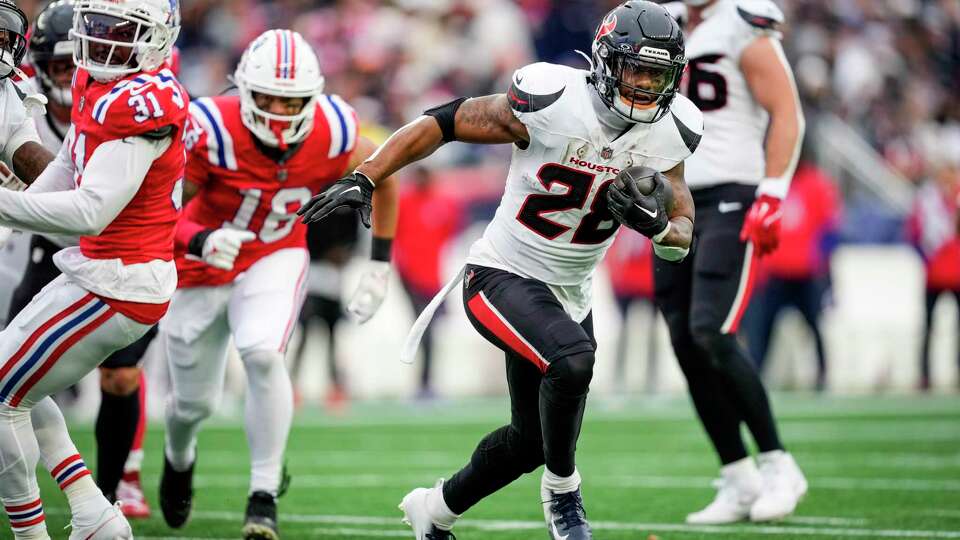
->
xmin=466 ymin=62 xmax=702 ymax=319
xmin=176 ymin=94 xmax=357 ymax=288
xmin=681 ymin=0 xmax=784 ymax=189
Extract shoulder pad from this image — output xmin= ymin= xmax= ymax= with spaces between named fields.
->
xmin=91 ymin=69 xmax=186 ymax=126
xmin=508 ymin=62 xmax=570 ymax=114
xmin=316 ymin=94 xmax=359 ymax=158
xmin=188 ymin=96 xmax=239 ymax=171
xmin=735 ymin=0 xmax=784 ymax=31
xmin=668 ymin=94 xmax=704 ymax=155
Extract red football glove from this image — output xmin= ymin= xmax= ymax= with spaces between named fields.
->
xmin=739 ymin=194 xmax=782 ymax=256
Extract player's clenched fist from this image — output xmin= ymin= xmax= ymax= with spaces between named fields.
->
xmin=186 ymin=228 xmax=256 ymax=271
xmin=298 ymin=171 xmax=374 ymax=227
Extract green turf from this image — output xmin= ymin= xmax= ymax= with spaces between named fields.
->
xmin=24 ymin=394 xmax=960 ymax=539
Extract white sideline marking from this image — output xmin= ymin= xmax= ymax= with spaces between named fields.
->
xmin=181 ymin=511 xmax=960 ymax=538
xmin=143 ymin=473 xmax=960 ymax=492
xmin=787 ymin=516 xmax=870 ymax=526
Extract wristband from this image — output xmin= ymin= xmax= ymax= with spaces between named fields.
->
xmin=371 ymin=236 xmax=393 ymax=262
xmin=652 ymin=221 xmax=672 ymax=244
xmin=188 ymin=229 xmax=214 ymax=257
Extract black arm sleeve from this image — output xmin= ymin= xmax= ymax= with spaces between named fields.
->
xmin=424 ymin=97 xmax=468 ymax=143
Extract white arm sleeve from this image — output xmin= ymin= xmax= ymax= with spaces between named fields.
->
xmin=24 ymin=126 xmax=76 ymax=194
xmin=0 ymin=136 xmax=169 ymax=235
xmin=1 ymin=81 xmax=42 ymax=165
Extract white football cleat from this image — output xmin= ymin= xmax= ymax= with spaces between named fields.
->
xmin=399 ymin=482 xmax=456 ymax=539
xmin=750 ymin=451 xmax=808 ymax=522
xmin=68 ymin=502 xmax=132 ymax=540
xmin=686 ymin=457 xmax=762 ymax=525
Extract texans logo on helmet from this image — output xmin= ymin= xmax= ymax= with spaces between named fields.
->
xmin=596 ymin=13 xmax=617 ymax=41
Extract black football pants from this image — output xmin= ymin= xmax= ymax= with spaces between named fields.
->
xmin=655 ymin=183 xmax=784 ymax=465
xmin=443 ymin=265 xmax=596 ymax=514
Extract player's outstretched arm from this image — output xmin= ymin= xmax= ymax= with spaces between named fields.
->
xmin=299 ymin=94 xmax=529 ymax=225
xmin=342 ymin=135 xmax=400 ymax=323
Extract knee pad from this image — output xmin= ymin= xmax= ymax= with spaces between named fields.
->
xmin=471 ymin=425 xmax=544 ymax=474
xmin=544 ymin=351 xmax=595 ymax=399
xmin=240 ymin=349 xmax=285 ymax=378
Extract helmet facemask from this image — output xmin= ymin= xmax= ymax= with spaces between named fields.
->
xmin=238 ymin=86 xmax=319 ymax=151
xmin=593 ymin=42 xmax=683 ymax=123
xmin=71 ymin=0 xmax=179 ymax=82
xmin=35 ymin=43 xmax=76 ymax=106
xmin=0 ymin=4 xmax=28 ymax=80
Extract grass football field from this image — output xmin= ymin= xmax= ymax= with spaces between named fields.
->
xmin=31 ymin=394 xmax=960 ymax=540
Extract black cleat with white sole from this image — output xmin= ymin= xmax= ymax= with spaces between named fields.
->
xmin=159 ymin=455 xmax=194 ymax=528
xmin=243 ymin=491 xmax=279 ymax=540
xmin=543 ymin=488 xmax=593 ymax=540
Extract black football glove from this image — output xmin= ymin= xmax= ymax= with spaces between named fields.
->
xmin=606 ymin=171 xmax=669 ymax=239
xmin=298 ymin=171 xmax=375 ymax=227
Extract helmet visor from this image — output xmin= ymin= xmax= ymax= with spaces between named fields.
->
xmin=613 ymin=55 xmax=680 ymax=104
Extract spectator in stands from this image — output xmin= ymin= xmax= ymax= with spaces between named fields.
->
xmin=605 ymin=232 xmax=658 ymax=393
xmin=907 ymin=151 xmax=960 ymax=391
xmin=745 ymin=158 xmax=842 ymax=391
xmin=394 ymin=166 xmax=463 ymax=399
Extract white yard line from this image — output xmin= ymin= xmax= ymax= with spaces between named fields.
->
xmin=135 ymin=472 xmax=960 ymax=492
xmin=179 ymin=511 xmax=960 ymax=539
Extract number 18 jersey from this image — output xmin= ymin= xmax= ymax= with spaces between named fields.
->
xmin=466 ymin=62 xmax=701 ymax=319
xmin=176 ymin=94 xmax=357 ymax=288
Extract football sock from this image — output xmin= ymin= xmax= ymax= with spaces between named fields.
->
xmin=242 ymin=349 xmax=293 ymax=495
xmin=123 ymin=372 xmax=147 ymax=479
xmin=427 ymin=480 xmax=459 ymax=530
xmin=0 ymin=403 xmax=48 ymax=540
xmin=95 ymin=388 xmax=140 ymax=497
xmin=542 ymin=467 xmax=581 ymax=495
xmin=673 ymin=339 xmax=750 ymax=464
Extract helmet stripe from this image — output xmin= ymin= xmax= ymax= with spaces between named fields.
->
xmin=274 ymin=30 xmax=282 ymax=78
xmin=288 ymin=30 xmax=296 ymax=79
xmin=282 ymin=31 xmax=289 ymax=79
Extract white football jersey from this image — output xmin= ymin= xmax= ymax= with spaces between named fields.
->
xmin=466 ymin=62 xmax=702 ymax=320
xmin=681 ymin=0 xmax=784 ymax=189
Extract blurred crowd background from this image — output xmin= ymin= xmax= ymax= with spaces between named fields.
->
xmin=8 ymin=0 xmax=960 ymax=407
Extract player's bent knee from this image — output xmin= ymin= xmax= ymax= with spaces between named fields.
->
xmin=544 ymin=351 xmax=595 ymax=398
xmin=170 ymin=397 xmax=217 ymax=425
xmin=239 ymin=348 xmax=285 ymax=377
xmin=689 ymin=323 xmax=738 ymax=365
xmin=99 ymin=367 xmax=141 ymax=396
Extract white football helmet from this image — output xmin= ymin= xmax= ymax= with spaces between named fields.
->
xmin=71 ymin=0 xmax=180 ymax=82
xmin=234 ymin=29 xmax=325 ymax=149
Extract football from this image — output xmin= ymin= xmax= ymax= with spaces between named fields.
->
xmin=614 ymin=165 xmax=675 ymax=212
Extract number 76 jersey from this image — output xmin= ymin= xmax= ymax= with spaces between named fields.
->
xmin=466 ymin=62 xmax=702 ymax=297
xmin=175 ymin=94 xmax=357 ymax=288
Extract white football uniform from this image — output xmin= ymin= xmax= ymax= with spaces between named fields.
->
xmin=681 ymin=0 xmax=784 ymax=190
xmin=466 ymin=62 xmax=702 ymax=321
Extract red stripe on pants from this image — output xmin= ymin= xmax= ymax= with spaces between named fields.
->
xmin=466 ymin=292 xmax=548 ymax=373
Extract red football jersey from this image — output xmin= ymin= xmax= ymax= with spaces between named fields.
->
xmin=175 ymin=94 xmax=358 ymax=287
xmin=70 ymin=67 xmax=189 ymax=265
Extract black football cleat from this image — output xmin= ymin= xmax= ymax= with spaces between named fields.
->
xmin=243 ymin=491 xmax=279 ymax=540
xmin=159 ymin=455 xmax=194 ymax=528
xmin=542 ymin=488 xmax=593 ymax=540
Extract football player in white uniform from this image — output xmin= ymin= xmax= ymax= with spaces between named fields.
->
xmin=8 ymin=0 xmax=156 ymax=518
xmin=300 ymin=2 xmax=701 ymax=539
xmin=656 ymin=0 xmax=808 ymax=524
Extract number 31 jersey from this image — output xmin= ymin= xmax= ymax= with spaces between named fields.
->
xmin=466 ymin=62 xmax=702 ymax=320
xmin=176 ymin=94 xmax=357 ymax=288
xmin=681 ymin=0 xmax=784 ymax=189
